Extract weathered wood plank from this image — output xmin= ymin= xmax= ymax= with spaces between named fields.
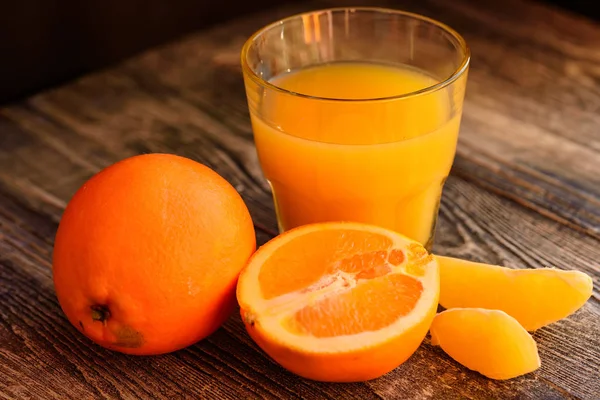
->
xmin=1 ymin=70 xmax=599 ymax=400
xmin=101 ymin=0 xmax=600 ymax=239
xmin=0 ymin=0 xmax=599 ymax=398
xmin=2 ymin=169 xmax=598 ymax=399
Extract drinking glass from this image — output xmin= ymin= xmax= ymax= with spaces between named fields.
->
xmin=241 ymin=7 xmax=469 ymax=249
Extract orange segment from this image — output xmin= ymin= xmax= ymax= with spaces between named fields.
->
xmin=437 ymin=256 xmax=594 ymax=331
xmin=237 ymin=222 xmax=439 ymax=382
xmin=430 ymin=308 xmax=541 ymax=380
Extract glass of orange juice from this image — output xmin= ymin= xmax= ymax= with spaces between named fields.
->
xmin=241 ymin=8 xmax=469 ymax=249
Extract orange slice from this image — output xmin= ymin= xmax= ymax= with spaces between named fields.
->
xmin=236 ymin=222 xmax=439 ymax=382
xmin=430 ymin=308 xmax=541 ymax=380
xmin=437 ymin=256 xmax=593 ymax=331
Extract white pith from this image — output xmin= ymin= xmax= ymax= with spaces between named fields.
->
xmin=238 ymin=222 xmax=440 ymax=354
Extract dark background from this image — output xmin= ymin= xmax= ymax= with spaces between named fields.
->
xmin=0 ymin=0 xmax=596 ymax=105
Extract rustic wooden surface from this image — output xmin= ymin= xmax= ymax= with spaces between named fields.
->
xmin=1 ymin=0 xmax=599 ymax=398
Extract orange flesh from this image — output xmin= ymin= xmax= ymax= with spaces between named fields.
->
xmin=436 ymin=255 xmax=594 ymax=331
xmin=256 ymin=228 xmax=427 ymax=338
xmin=286 ymin=274 xmax=422 ymax=337
xmin=258 ymin=229 xmax=394 ymax=299
xmin=430 ymin=308 xmax=541 ymax=380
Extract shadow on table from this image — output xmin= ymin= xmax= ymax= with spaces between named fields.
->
xmin=0 ymin=0 xmax=596 ymax=105
xmin=0 ymin=0 xmax=294 ymax=105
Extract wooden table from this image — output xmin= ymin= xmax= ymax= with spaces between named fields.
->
xmin=1 ymin=0 xmax=599 ymax=398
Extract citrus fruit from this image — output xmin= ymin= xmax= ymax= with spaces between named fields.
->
xmin=236 ymin=222 xmax=439 ymax=382
xmin=430 ymin=308 xmax=541 ymax=380
xmin=437 ymin=256 xmax=593 ymax=331
xmin=53 ymin=153 xmax=256 ymax=355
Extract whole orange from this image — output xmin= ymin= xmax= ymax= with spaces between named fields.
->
xmin=52 ymin=153 xmax=256 ymax=355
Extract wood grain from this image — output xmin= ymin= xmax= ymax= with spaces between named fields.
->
xmin=1 ymin=0 xmax=599 ymax=399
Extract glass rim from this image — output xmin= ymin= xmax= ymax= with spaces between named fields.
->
xmin=241 ymin=7 xmax=470 ymax=103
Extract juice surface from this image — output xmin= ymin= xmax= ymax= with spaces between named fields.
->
xmin=250 ymin=62 xmax=462 ymax=246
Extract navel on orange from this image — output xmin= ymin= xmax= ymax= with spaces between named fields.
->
xmin=53 ymin=153 xmax=256 ymax=355
xmin=236 ymin=222 xmax=439 ymax=382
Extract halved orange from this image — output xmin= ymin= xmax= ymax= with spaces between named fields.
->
xmin=236 ymin=222 xmax=439 ymax=382
xmin=437 ymin=256 xmax=593 ymax=331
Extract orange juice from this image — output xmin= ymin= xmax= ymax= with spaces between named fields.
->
xmin=249 ymin=62 xmax=464 ymax=247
